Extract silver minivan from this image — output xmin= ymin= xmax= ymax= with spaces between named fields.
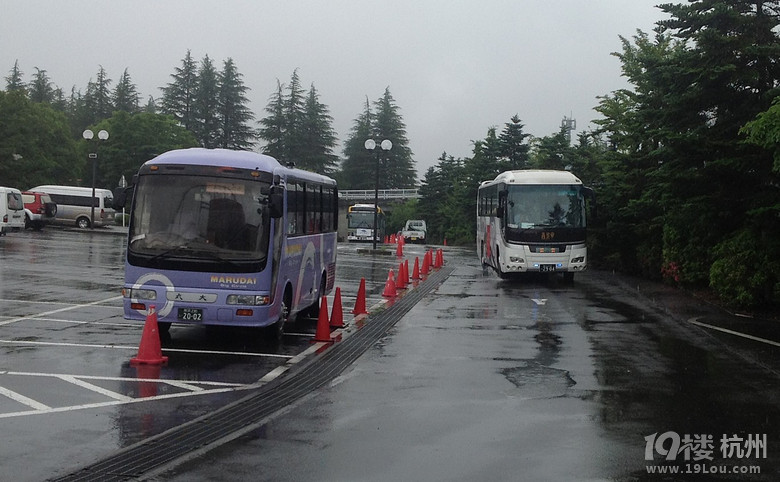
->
xmin=0 ymin=186 xmax=25 ymax=235
xmin=29 ymin=185 xmax=115 ymax=229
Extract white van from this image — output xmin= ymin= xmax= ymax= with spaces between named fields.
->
xmin=0 ymin=187 xmax=25 ymax=235
xmin=29 ymin=185 xmax=115 ymax=229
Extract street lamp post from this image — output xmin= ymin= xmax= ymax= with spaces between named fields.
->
xmin=82 ymin=129 xmax=109 ymax=229
xmin=364 ymin=138 xmax=393 ymax=250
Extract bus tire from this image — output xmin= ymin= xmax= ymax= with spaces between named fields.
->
xmin=266 ymin=289 xmax=291 ymax=343
xmin=496 ymin=246 xmax=510 ymax=279
xmin=306 ymin=274 xmax=328 ymax=318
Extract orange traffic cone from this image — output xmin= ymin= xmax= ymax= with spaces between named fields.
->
xmin=434 ymin=248 xmax=442 ymax=268
xmin=411 ymin=257 xmax=421 ymax=280
xmin=396 ymin=261 xmax=407 ymax=290
xmin=437 ymin=248 xmax=444 ymax=267
xmin=312 ymin=296 xmax=334 ymax=343
xmin=421 ymin=251 xmax=431 ymax=275
xmin=352 ymin=278 xmax=368 ymax=315
xmin=396 ymin=239 xmax=403 ymax=257
xmin=330 ymin=287 xmax=345 ymax=328
xmin=443 ymin=238 xmax=447 ymax=246
xmin=131 ymin=305 xmax=169 ymax=365
xmin=404 ymin=259 xmax=410 ymax=285
xmin=382 ymin=269 xmax=397 ymax=298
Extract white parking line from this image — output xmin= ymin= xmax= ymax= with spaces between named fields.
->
xmin=0 ymin=371 xmax=252 ymax=419
xmin=689 ymin=317 xmax=780 ymax=347
xmin=0 ymin=296 xmax=123 ymax=327
xmin=56 ymin=375 xmax=133 ymax=402
xmin=0 ymin=339 xmax=294 ymax=359
xmin=0 ymin=385 xmax=51 ymax=411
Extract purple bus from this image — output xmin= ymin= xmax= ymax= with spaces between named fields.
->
xmin=117 ymin=148 xmax=337 ymax=341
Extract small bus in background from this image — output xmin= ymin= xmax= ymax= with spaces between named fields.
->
xmin=477 ymin=170 xmax=593 ymax=281
xmin=346 ymin=203 xmax=385 ymax=242
xmin=115 ymin=148 xmax=338 ymax=341
xmin=29 ymin=185 xmax=114 ymax=229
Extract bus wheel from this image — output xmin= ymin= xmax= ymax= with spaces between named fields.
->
xmin=158 ymin=322 xmax=172 ymax=344
xmin=305 ymin=275 xmax=327 ymax=318
xmin=266 ymin=294 xmax=290 ymax=343
xmin=496 ymin=247 xmax=510 ymax=279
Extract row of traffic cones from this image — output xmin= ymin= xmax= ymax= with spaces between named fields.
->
xmin=381 ymin=248 xmax=445 ymax=299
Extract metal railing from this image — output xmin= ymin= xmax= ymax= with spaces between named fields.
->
xmin=339 ymin=189 xmax=420 ymax=200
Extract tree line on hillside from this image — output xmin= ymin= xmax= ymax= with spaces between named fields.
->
xmin=1 ymin=51 xmax=415 ymax=190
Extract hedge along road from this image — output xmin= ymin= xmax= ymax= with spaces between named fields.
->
xmin=0 ymin=227 xmax=442 ymax=481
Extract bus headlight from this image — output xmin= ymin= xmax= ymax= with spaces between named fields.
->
xmin=227 ymin=294 xmax=270 ymax=306
xmin=509 ymin=257 xmax=524 ymax=263
xmin=571 ymin=256 xmax=585 ymax=263
xmin=123 ymin=288 xmax=157 ymax=300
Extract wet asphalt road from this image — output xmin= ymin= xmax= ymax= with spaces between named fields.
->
xmin=1 ymin=228 xmax=779 ymax=481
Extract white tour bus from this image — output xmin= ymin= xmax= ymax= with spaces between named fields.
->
xmin=477 ymin=170 xmax=593 ymax=281
xmin=30 ymin=185 xmax=115 ymax=229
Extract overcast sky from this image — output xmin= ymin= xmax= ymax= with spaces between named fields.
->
xmin=2 ymin=1 xmax=666 ymax=179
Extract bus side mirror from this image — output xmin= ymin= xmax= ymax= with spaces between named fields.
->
xmin=496 ymin=207 xmax=505 ymax=218
xmin=112 ymin=186 xmax=133 ymax=210
xmin=582 ymin=187 xmax=596 ymax=221
xmin=269 ymin=186 xmax=284 ymax=219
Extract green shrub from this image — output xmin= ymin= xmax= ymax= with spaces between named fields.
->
xmin=710 ymin=229 xmax=780 ymax=309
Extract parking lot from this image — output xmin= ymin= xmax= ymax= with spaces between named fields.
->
xmin=0 ymin=227 xmax=445 ymax=480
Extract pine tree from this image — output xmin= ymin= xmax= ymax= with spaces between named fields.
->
xmin=258 ymin=80 xmax=286 ymax=160
xmin=298 ymin=84 xmax=339 ymax=174
xmin=5 ymin=60 xmax=25 ymax=92
xmin=113 ymin=68 xmax=140 ymax=113
xmin=284 ymin=69 xmax=307 ymax=163
xmin=144 ymin=96 xmax=157 ymax=114
xmin=28 ymin=67 xmax=54 ymax=104
xmin=160 ymin=50 xmax=198 ymax=130
xmin=498 ymin=114 xmax=531 ymax=168
xmin=192 ymin=55 xmax=220 ymax=148
xmin=340 ymin=98 xmax=376 ymax=189
xmin=372 ymin=87 xmax=416 ymax=188
xmin=84 ymin=66 xmax=114 ymax=124
xmin=217 ymin=58 xmax=256 ymax=150
xmin=257 ymin=71 xmax=338 ymax=173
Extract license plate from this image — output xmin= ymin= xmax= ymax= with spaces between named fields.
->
xmin=540 ymin=264 xmax=556 ymax=272
xmin=178 ymin=308 xmax=203 ymax=321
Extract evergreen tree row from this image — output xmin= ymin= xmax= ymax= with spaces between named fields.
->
xmin=3 ymin=54 xmax=415 ymax=188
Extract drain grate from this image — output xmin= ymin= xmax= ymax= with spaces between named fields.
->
xmin=53 ymin=266 xmax=454 ymax=482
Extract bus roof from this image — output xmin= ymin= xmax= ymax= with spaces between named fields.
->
xmin=144 ymin=148 xmax=336 ymax=186
xmin=349 ymin=203 xmax=382 ymax=212
xmin=480 ymin=170 xmax=583 ymax=187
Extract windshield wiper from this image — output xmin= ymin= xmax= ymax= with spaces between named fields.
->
xmin=145 ymin=244 xmax=194 ymax=264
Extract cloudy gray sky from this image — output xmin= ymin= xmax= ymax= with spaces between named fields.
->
xmin=2 ymin=1 xmax=666 ymax=179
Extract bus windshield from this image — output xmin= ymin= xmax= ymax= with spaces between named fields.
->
xmin=347 ymin=211 xmax=376 ymax=229
xmin=128 ymin=174 xmax=271 ymax=263
xmin=506 ymin=185 xmax=585 ymax=229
